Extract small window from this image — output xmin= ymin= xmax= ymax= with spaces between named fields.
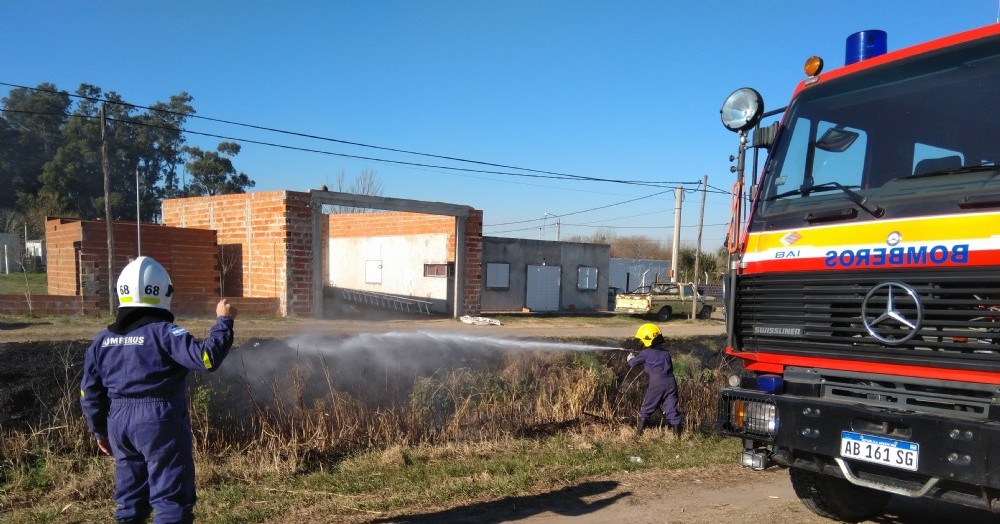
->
xmin=424 ymin=263 xmax=452 ymax=277
xmin=577 ymin=266 xmax=598 ymax=290
xmin=486 ymin=262 xmax=510 ymax=289
xmin=365 ymin=260 xmax=382 ymax=284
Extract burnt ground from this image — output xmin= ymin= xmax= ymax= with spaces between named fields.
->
xmin=0 ymin=339 xmax=88 ymax=429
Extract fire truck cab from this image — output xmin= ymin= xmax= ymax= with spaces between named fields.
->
xmin=717 ymin=25 xmax=1000 ymax=521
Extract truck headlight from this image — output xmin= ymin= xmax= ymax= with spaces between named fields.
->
xmin=720 ymin=392 xmax=777 ymax=440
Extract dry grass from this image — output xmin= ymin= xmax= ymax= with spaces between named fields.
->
xmin=1 ymin=335 xmax=733 ymax=522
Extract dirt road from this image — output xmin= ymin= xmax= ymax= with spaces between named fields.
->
xmin=371 ymin=463 xmax=1000 ymax=524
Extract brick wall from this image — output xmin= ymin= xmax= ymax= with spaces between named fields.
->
xmin=162 ymin=190 xmax=313 ymax=317
xmin=45 ymin=219 xmax=83 ymax=296
xmin=283 ymin=192 xmax=314 ymax=317
xmin=0 ymin=294 xmax=92 ymax=316
xmin=44 ymin=217 xmax=220 ymax=315
xmin=462 ymin=210 xmax=483 ymax=316
xmin=156 ymin=296 xmax=281 ymax=317
xmin=328 ymin=211 xmax=459 ymax=261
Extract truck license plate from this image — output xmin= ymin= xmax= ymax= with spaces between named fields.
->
xmin=840 ymin=431 xmax=918 ymax=471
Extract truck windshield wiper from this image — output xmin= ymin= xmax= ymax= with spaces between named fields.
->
xmin=765 ymin=182 xmax=884 ymax=218
xmin=898 ymin=164 xmax=999 ymax=180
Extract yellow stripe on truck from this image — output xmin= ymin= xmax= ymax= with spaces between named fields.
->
xmin=749 ymin=210 xmax=1000 ymax=250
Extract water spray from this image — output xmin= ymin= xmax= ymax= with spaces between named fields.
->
xmin=286 ymin=330 xmax=631 ymax=355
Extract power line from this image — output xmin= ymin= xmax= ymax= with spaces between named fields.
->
xmin=0 ymin=81 xmax=711 ymax=189
xmin=2 ymin=106 xmax=726 ymax=192
xmin=487 ymin=221 xmax=729 ymax=236
xmin=485 ymin=189 xmax=674 ymax=227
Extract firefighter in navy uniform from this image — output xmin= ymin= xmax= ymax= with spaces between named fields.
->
xmin=80 ymin=256 xmax=236 ymax=524
xmin=626 ymin=323 xmax=683 ymax=437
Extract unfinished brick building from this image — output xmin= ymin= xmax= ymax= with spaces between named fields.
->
xmin=162 ymin=189 xmax=484 ymax=317
xmin=41 ymin=218 xmax=223 ymax=316
xmin=1 ymin=190 xmax=484 ymax=318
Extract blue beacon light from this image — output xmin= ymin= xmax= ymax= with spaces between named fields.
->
xmin=845 ymin=30 xmax=887 ymax=65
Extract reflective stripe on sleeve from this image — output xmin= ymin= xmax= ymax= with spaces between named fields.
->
xmin=202 ymin=350 xmax=213 ymax=370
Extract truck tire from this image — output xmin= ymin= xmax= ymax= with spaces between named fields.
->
xmin=697 ymin=306 xmax=712 ymax=319
xmin=789 ymin=467 xmax=890 ymax=523
xmin=655 ymin=306 xmax=672 ymax=321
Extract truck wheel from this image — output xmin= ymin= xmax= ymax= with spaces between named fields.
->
xmin=789 ymin=467 xmax=890 ymax=523
xmin=697 ymin=306 xmax=712 ymax=319
xmin=655 ymin=306 xmax=672 ymax=321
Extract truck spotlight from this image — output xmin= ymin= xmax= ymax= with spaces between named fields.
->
xmin=720 ymin=88 xmax=764 ymax=132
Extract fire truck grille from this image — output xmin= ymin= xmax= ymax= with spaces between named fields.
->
xmin=735 ymin=267 xmax=1000 ymax=370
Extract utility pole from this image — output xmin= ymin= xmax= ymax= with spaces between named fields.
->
xmin=692 ymin=175 xmax=708 ymax=319
xmin=136 ymin=166 xmax=141 ymax=255
xmin=101 ymin=103 xmax=116 ymax=316
xmin=556 ymin=217 xmax=561 ymax=241
xmin=670 ymin=186 xmax=683 ymax=282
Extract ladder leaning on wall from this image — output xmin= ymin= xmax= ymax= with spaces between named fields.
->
xmin=340 ymin=288 xmax=433 ymax=315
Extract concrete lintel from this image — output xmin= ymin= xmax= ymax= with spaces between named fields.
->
xmin=309 ymin=190 xmax=472 ymax=218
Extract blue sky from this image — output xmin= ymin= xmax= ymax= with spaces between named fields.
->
xmin=2 ymin=1 xmax=997 ymax=248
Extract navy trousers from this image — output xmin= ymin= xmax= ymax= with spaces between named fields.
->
xmin=639 ymin=375 xmax=682 ymax=425
xmin=108 ymin=398 xmax=195 ymax=524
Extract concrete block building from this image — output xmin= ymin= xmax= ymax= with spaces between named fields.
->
xmin=481 ymin=237 xmax=611 ymax=313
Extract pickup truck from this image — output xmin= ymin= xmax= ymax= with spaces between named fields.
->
xmin=614 ymin=281 xmax=715 ymax=321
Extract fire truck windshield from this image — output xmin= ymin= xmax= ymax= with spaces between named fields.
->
xmin=753 ymin=35 xmax=1000 ymax=229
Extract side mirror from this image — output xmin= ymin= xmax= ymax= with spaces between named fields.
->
xmin=753 ymin=121 xmax=779 ymax=150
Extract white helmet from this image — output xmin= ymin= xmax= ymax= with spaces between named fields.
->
xmin=116 ymin=256 xmax=174 ymax=310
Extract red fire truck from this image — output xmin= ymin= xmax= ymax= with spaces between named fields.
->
xmin=716 ymin=24 xmax=1000 ymax=521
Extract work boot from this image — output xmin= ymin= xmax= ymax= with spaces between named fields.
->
xmin=635 ymin=417 xmax=647 ymax=437
xmin=669 ymin=423 xmax=683 ymax=438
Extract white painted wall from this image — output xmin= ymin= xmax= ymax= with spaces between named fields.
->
xmin=328 ymin=233 xmax=451 ymax=308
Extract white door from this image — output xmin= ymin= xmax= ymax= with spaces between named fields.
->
xmin=526 ymin=265 xmax=560 ymax=311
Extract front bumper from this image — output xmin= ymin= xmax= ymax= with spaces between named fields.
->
xmin=719 ymin=388 xmax=1000 ymax=510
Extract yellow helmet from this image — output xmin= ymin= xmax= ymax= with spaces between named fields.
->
xmin=635 ymin=323 xmax=662 ymax=347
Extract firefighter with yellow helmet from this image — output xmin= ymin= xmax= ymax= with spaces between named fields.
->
xmin=626 ymin=323 xmax=683 ymax=437
xmin=80 ymin=256 xmax=236 ymax=524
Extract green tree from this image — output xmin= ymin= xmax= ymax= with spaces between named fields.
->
xmin=117 ymin=92 xmax=194 ymax=222
xmin=22 ymin=84 xmax=196 ymax=231
xmin=182 ymin=142 xmax=255 ymax=196
xmin=143 ymin=93 xmax=195 ymax=203
xmin=1 ymin=83 xmax=71 ymax=216
xmin=676 ymin=246 xmax=721 ymax=284
xmin=33 ymin=84 xmax=112 ymax=223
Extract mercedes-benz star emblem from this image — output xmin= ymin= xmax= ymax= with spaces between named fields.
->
xmin=886 ymin=231 xmax=902 ymax=246
xmin=861 ymin=282 xmax=923 ymax=345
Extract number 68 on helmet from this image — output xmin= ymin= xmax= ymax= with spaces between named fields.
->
xmin=116 ymin=256 xmax=175 ymax=310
